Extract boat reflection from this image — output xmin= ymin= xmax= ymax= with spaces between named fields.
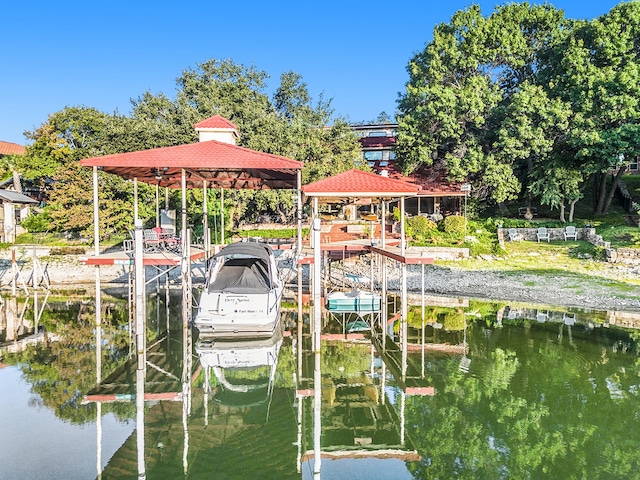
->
xmin=197 ymin=322 xmax=284 ymax=420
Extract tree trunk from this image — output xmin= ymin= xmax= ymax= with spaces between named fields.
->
xmin=497 ymin=201 xmax=510 ymax=215
xmin=594 ymin=171 xmax=609 ymax=215
xmin=600 ymin=168 xmax=626 ymax=215
xmin=559 ymin=200 xmax=566 ymax=223
xmin=568 ymin=198 xmax=578 ymax=222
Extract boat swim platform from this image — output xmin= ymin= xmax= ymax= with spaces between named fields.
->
xmin=297 ymin=240 xmax=434 ymax=265
xmin=81 ymin=246 xmax=207 ymax=266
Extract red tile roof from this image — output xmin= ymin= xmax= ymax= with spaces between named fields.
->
xmin=194 ymin=115 xmax=239 ymax=131
xmin=302 ymin=169 xmax=419 ymax=197
xmin=0 ymin=141 xmax=26 ymax=155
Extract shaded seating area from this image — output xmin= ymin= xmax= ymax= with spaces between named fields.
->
xmin=143 ymin=227 xmax=181 ymax=252
xmin=536 ymin=227 xmax=550 ymax=242
xmin=564 ymin=226 xmax=577 ymax=241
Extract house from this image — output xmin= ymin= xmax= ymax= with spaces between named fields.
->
xmin=351 ymin=123 xmax=467 ymax=218
xmin=0 ymin=189 xmax=38 ymax=242
xmin=0 ymin=140 xmax=40 ymax=242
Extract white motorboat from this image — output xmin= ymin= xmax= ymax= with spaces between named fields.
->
xmin=194 ymin=241 xmax=283 ymax=337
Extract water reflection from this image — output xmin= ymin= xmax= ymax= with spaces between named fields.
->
xmin=2 ymin=290 xmax=640 ymax=479
xmin=196 ymin=322 xmax=284 ymax=421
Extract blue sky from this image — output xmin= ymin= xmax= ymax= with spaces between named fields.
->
xmin=0 ymin=0 xmax=625 ymax=145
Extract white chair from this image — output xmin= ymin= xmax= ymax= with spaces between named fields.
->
xmin=508 ymin=228 xmax=523 ymax=242
xmin=564 ymin=226 xmax=577 ymax=241
xmin=536 ymin=227 xmax=550 ymax=242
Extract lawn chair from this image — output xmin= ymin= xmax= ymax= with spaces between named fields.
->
xmin=564 ymin=226 xmax=577 ymax=241
xmin=508 ymin=228 xmax=523 ymax=242
xmin=536 ymin=227 xmax=550 ymax=242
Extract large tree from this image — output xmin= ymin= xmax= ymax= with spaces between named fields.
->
xmin=541 ymin=2 xmax=640 ymax=215
xmin=21 ymin=59 xmax=361 ymax=235
xmin=397 ymin=2 xmax=640 ymax=219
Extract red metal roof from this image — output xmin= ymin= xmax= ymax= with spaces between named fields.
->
xmin=0 ymin=141 xmax=26 ymax=155
xmin=194 ymin=115 xmax=239 ymax=131
xmin=80 ymin=137 xmax=302 ymax=190
xmin=302 ymin=169 xmax=419 ymax=198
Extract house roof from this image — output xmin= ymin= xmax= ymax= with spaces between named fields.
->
xmin=80 ymin=136 xmax=303 ymax=190
xmin=0 ymin=189 xmax=38 ymax=204
xmin=301 ymin=169 xmax=419 ymax=199
xmin=0 ymin=141 xmax=26 ymax=156
xmin=194 ymin=115 xmax=239 ymax=131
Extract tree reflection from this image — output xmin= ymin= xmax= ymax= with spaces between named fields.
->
xmin=10 ymin=297 xmax=133 ymax=424
xmin=404 ymin=322 xmax=640 ymax=479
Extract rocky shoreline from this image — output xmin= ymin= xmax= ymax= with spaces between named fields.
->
xmin=5 ymin=252 xmax=640 ymax=313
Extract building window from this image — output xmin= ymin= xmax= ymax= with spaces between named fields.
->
xmin=364 ymin=151 xmax=383 ymax=161
xmin=630 ymin=158 xmax=639 ymax=171
xmin=389 ymin=151 xmax=396 ymax=160
xmin=368 ymin=131 xmax=388 ymax=137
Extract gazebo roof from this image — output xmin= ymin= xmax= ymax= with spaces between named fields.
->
xmin=301 ymin=169 xmax=419 ymax=199
xmin=194 ymin=115 xmax=239 ymax=131
xmin=80 ymin=138 xmax=303 ymax=190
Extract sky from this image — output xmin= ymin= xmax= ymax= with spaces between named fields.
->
xmin=0 ymin=0 xmax=626 ymax=146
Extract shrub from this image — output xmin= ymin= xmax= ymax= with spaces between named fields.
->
xmin=406 ymin=215 xmax=437 ymax=238
xmin=21 ymin=211 xmax=52 ymax=233
xmin=441 ymin=215 xmax=465 ymax=235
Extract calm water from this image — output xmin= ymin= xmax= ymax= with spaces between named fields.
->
xmin=1 ymin=289 xmax=640 ymax=479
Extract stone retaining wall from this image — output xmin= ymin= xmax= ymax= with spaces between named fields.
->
xmin=498 ymin=227 xmax=600 ymax=243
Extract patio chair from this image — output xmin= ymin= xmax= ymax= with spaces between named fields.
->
xmin=536 ymin=310 xmax=549 ymax=323
xmin=536 ymin=227 xmax=550 ymax=242
xmin=143 ymin=228 xmax=162 ymax=251
xmin=564 ymin=226 xmax=577 ymax=241
xmin=162 ymin=228 xmax=182 ymax=252
xmin=507 ymin=228 xmax=523 ymax=242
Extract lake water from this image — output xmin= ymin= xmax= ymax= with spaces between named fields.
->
xmin=1 ymin=289 xmax=640 ymax=479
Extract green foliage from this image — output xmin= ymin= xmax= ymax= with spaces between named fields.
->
xmin=441 ymin=215 xmax=466 ymax=235
xmin=397 ymin=2 xmax=640 ymax=219
xmin=406 ymin=215 xmax=438 ymax=240
xmin=21 ymin=210 xmax=52 ymax=233
xmin=20 ymin=59 xmax=361 ymax=235
xmin=234 ymin=227 xmax=309 ymax=239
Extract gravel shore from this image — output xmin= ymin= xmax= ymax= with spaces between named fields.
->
xmin=329 ymin=258 xmax=640 ymax=312
xmin=11 ymin=252 xmax=640 ymax=313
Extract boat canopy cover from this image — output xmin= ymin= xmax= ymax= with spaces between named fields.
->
xmin=208 ymin=257 xmax=272 ymax=294
xmin=213 ymin=241 xmax=273 ymax=262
